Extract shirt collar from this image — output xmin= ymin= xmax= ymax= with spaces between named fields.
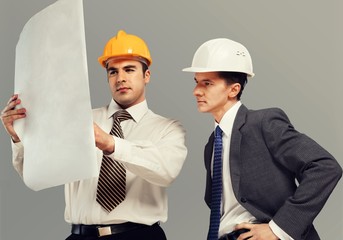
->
xmin=107 ymin=99 xmax=149 ymax=123
xmin=215 ymin=101 xmax=242 ymax=136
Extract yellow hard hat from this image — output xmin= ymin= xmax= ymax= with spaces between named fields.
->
xmin=98 ymin=30 xmax=152 ymax=68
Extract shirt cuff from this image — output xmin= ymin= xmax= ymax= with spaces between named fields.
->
xmin=269 ymin=220 xmax=294 ymax=240
xmin=11 ymin=141 xmax=24 ymax=177
xmin=11 ymin=141 xmax=24 ymax=158
xmin=105 ymin=137 xmax=127 ymax=162
xmin=112 ymin=136 xmax=126 ymax=156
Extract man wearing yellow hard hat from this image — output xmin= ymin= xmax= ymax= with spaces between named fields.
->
xmin=2 ymin=30 xmax=187 ymax=240
xmin=183 ymin=38 xmax=342 ymax=240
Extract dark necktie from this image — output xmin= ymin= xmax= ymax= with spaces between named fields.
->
xmin=207 ymin=126 xmax=223 ymax=240
xmin=96 ymin=109 xmax=132 ymax=212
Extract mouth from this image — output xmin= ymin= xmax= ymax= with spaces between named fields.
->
xmin=116 ymin=87 xmax=131 ymax=92
xmin=197 ymin=99 xmax=206 ymax=104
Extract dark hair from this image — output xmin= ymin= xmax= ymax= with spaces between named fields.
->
xmin=217 ymin=72 xmax=248 ymax=100
xmin=141 ymin=62 xmax=149 ymax=75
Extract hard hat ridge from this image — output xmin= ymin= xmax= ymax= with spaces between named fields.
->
xmin=183 ymin=38 xmax=254 ymax=77
xmin=98 ymin=30 xmax=152 ymax=68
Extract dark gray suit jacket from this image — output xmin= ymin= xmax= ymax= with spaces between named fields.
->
xmin=204 ymin=105 xmax=342 ymax=240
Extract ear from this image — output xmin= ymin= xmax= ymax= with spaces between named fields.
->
xmin=228 ymin=83 xmax=241 ymax=98
xmin=144 ymin=69 xmax=151 ymax=84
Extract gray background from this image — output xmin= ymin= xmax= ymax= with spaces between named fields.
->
xmin=0 ymin=0 xmax=342 ymax=239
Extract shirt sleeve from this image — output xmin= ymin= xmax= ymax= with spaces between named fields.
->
xmin=106 ymin=120 xmax=187 ymax=187
xmin=11 ymin=141 xmax=24 ymax=178
xmin=269 ymin=220 xmax=294 ymax=240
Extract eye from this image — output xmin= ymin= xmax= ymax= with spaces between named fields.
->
xmin=204 ymin=81 xmax=212 ymax=86
xmin=125 ymin=68 xmax=135 ymax=73
xmin=107 ymin=69 xmax=118 ymax=76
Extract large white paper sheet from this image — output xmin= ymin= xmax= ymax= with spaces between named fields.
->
xmin=13 ymin=0 xmax=97 ymax=191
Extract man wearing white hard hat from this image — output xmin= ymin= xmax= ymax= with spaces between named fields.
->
xmin=2 ymin=30 xmax=187 ymax=240
xmin=183 ymin=38 xmax=342 ymax=240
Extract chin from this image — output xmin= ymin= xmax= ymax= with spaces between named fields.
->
xmin=114 ymin=96 xmax=131 ymax=103
xmin=197 ymin=107 xmax=209 ymax=113
xmin=113 ymin=99 xmax=131 ymax=108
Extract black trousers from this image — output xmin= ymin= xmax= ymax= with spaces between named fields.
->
xmin=65 ymin=223 xmax=167 ymax=240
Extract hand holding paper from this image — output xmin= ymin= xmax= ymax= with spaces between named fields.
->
xmin=1 ymin=94 xmax=26 ymax=143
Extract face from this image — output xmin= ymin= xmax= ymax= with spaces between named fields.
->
xmin=193 ymin=72 xmax=239 ymax=121
xmin=106 ymin=59 xmax=150 ymax=108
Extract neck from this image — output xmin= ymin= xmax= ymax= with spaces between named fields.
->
xmin=213 ymin=100 xmax=238 ymax=123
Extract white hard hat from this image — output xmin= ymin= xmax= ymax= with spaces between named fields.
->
xmin=183 ymin=38 xmax=254 ymax=77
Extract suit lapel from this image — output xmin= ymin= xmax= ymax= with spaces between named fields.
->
xmin=204 ymin=132 xmax=214 ymax=205
xmin=229 ymin=105 xmax=248 ymax=199
xmin=204 ymin=104 xmax=249 ymax=206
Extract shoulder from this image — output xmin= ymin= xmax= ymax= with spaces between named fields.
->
xmin=246 ymin=106 xmax=287 ymax=117
xmin=237 ymin=106 xmax=292 ymax=131
xmin=243 ymin=106 xmax=290 ymax=122
xmin=92 ymin=106 xmax=108 ymax=121
xmin=143 ymin=109 xmax=185 ymax=131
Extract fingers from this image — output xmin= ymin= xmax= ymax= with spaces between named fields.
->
xmin=5 ymin=94 xmax=19 ymax=111
xmin=93 ymin=122 xmax=114 ymax=153
xmin=238 ymin=231 xmax=252 ymax=240
xmin=6 ymin=94 xmax=18 ymax=105
xmin=1 ymin=95 xmax=26 ymax=142
xmin=1 ymin=104 xmax=26 ymax=121
xmin=235 ymin=222 xmax=253 ymax=231
xmin=1 ymin=94 xmax=25 ymax=115
xmin=236 ymin=223 xmax=279 ymax=240
xmin=93 ymin=122 xmax=102 ymax=146
xmin=1 ymin=112 xmax=26 ymax=124
xmin=1 ymin=107 xmax=26 ymax=118
xmin=235 ymin=223 xmax=253 ymax=240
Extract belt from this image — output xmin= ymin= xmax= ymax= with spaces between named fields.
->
xmin=219 ymin=228 xmax=249 ymax=240
xmin=71 ymin=222 xmax=156 ymax=237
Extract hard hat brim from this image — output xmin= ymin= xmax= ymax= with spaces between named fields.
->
xmin=182 ymin=67 xmax=254 ymax=78
xmin=98 ymin=55 xmax=151 ymax=68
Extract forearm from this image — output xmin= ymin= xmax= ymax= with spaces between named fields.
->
xmin=108 ymin=135 xmax=187 ymax=187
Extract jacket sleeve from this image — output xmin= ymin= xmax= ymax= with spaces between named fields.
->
xmin=262 ymin=108 xmax=342 ymax=239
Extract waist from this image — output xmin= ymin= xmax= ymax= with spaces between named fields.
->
xmin=71 ymin=222 xmax=158 ymax=237
xmin=65 ymin=182 xmax=168 ymax=222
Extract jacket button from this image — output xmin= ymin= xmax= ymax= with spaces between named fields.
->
xmin=240 ymin=198 xmax=247 ymax=203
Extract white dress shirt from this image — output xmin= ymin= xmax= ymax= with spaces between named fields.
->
xmin=214 ymin=101 xmax=293 ymax=240
xmin=12 ymin=99 xmax=187 ymax=226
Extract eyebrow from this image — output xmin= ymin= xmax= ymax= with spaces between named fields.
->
xmin=194 ymin=77 xmax=212 ymax=82
xmin=123 ymin=65 xmax=137 ymax=70
xmin=107 ymin=65 xmax=137 ymax=72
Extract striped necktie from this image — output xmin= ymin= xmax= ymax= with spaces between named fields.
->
xmin=207 ymin=126 xmax=223 ymax=240
xmin=96 ymin=109 xmax=132 ymax=212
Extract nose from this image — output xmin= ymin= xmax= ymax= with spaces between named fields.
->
xmin=117 ymin=70 xmax=126 ymax=83
xmin=193 ymin=85 xmax=203 ymax=97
